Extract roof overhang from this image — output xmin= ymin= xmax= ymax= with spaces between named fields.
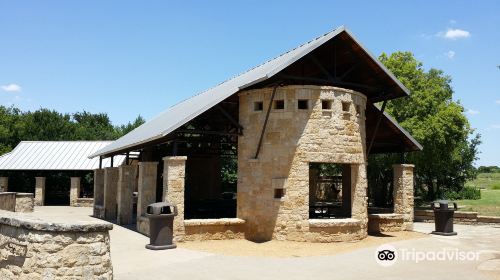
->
xmin=91 ymin=26 xmax=414 ymax=158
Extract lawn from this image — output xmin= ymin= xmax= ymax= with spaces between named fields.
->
xmin=457 ymin=172 xmax=500 ymax=216
xmin=465 ymin=172 xmax=500 ymax=190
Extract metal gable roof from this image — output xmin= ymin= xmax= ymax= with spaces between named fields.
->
xmin=91 ymin=26 xmax=411 ymax=158
xmin=0 ymin=141 xmax=125 ymax=170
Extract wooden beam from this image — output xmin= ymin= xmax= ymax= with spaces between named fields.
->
xmin=367 ymin=100 xmax=387 ymax=156
xmin=216 ymin=105 xmax=243 ymax=133
xmin=309 ymin=54 xmax=335 ymax=81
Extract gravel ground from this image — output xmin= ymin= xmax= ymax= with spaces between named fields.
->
xmin=179 ymin=231 xmax=427 ymax=257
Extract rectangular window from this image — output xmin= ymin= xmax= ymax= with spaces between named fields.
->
xmin=342 ymin=102 xmax=351 ymax=112
xmin=254 ymin=101 xmax=263 ymax=111
xmin=309 ymin=162 xmax=352 ymax=219
xmin=322 ymin=100 xmax=332 ymax=110
xmin=274 ymin=188 xmax=285 ymax=199
xmin=297 ymin=99 xmax=309 ymax=110
xmin=274 ymin=100 xmax=285 ymax=110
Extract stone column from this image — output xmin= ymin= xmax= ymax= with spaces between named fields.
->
xmin=93 ymin=169 xmax=105 ymax=218
xmin=117 ymin=165 xmax=137 ymax=225
xmin=136 ymin=162 xmax=158 ymax=235
xmin=70 ymin=177 xmax=81 ymax=207
xmin=103 ymin=167 xmax=119 ymax=220
xmin=350 ymin=164 xmax=368 ymax=237
xmin=163 ymin=156 xmax=187 ymax=241
xmin=0 ymin=176 xmax=8 ymax=192
xmin=393 ymin=164 xmax=415 ymax=230
xmin=34 ymin=177 xmax=46 ymax=206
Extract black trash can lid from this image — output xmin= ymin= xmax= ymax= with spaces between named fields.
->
xmin=146 ymin=201 xmax=177 ymax=215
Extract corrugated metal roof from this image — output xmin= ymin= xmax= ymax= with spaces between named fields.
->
xmin=91 ymin=26 xmax=410 ymax=158
xmin=0 ymin=141 xmax=125 ymax=170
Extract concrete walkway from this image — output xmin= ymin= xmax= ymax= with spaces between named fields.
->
xmin=31 ymin=207 xmax=500 ymax=280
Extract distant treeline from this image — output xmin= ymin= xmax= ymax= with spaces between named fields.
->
xmin=0 ymin=105 xmax=145 ymax=155
xmin=477 ymin=166 xmax=500 ymax=173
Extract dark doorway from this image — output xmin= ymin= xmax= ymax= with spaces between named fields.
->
xmin=45 ymin=173 xmax=71 ymax=205
xmin=184 ymin=155 xmax=237 ymax=219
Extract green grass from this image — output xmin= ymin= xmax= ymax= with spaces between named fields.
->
xmin=458 ymin=172 xmax=500 ymax=216
xmin=466 ymin=172 xmax=500 ymax=189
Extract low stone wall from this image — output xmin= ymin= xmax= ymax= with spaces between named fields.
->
xmin=414 ymin=209 xmax=500 ymax=224
xmin=0 ymin=210 xmax=113 ymax=279
xmin=14 ymin=193 xmax=34 ymax=213
xmin=183 ymin=218 xmax=245 ymax=241
xmin=368 ymin=214 xmax=405 ymax=233
xmin=307 ymin=219 xmax=366 ymax=242
xmin=74 ymin=198 xmax=94 ymax=208
xmin=0 ymin=193 xmax=16 ymax=212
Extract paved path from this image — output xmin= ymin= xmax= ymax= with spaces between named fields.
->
xmin=32 ymin=207 xmax=500 ymax=280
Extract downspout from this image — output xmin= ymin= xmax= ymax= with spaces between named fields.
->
xmin=254 ymin=84 xmax=280 ymax=159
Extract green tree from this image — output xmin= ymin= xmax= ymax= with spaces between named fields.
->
xmin=370 ymin=52 xmax=480 ymax=202
xmin=21 ymin=109 xmax=75 ymax=141
xmin=0 ymin=106 xmax=24 ymax=154
xmin=115 ymin=115 xmax=145 ymax=136
xmin=73 ymin=111 xmax=118 ymax=140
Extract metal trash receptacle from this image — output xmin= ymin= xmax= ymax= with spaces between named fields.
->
xmin=145 ymin=201 xmax=178 ymax=250
xmin=431 ymin=200 xmax=458 ymax=236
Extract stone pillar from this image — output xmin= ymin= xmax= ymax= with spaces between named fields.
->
xmin=34 ymin=177 xmax=46 ymax=206
xmin=350 ymin=164 xmax=368 ymax=237
xmin=70 ymin=177 xmax=81 ymax=207
xmin=136 ymin=162 xmax=158 ymax=235
xmin=117 ymin=165 xmax=137 ymax=225
xmin=163 ymin=156 xmax=187 ymax=241
xmin=0 ymin=176 xmax=8 ymax=192
xmin=393 ymin=164 xmax=415 ymax=230
xmin=93 ymin=169 xmax=105 ymax=218
xmin=103 ymin=167 xmax=119 ymax=220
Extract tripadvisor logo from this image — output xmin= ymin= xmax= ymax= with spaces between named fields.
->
xmin=375 ymin=244 xmax=397 ymax=267
xmin=375 ymin=244 xmax=480 ymax=266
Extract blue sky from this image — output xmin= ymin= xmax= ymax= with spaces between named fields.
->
xmin=0 ymin=1 xmax=499 ymax=166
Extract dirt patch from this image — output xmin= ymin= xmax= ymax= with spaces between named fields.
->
xmin=178 ymin=231 xmax=428 ymax=258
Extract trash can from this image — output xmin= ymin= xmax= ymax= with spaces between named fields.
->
xmin=431 ymin=200 xmax=457 ymax=236
xmin=145 ymin=201 xmax=178 ymax=250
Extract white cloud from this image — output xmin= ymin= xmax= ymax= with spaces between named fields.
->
xmin=439 ymin=28 xmax=471 ymax=40
xmin=466 ymin=109 xmax=480 ymax=115
xmin=445 ymin=50 xmax=455 ymax=59
xmin=495 ymin=100 xmax=500 ymax=104
xmin=1 ymin=83 xmax=22 ymax=92
xmin=449 ymin=19 xmax=457 ymax=25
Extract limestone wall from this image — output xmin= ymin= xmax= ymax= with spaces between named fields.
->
xmin=74 ymin=198 xmax=94 ymax=208
xmin=14 ymin=193 xmax=34 ymax=213
xmin=183 ymin=218 xmax=245 ymax=241
xmin=367 ymin=214 xmax=405 ymax=233
xmin=163 ymin=156 xmax=187 ymax=241
xmin=393 ymin=164 xmax=415 ymax=230
xmin=0 ymin=210 xmax=113 ymax=279
xmin=238 ymin=85 xmax=368 ymax=242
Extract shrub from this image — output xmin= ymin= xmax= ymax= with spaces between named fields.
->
xmin=444 ymin=186 xmax=481 ymax=200
xmin=491 ymin=183 xmax=500 ymax=190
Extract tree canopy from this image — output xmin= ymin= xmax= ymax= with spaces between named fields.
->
xmin=369 ymin=51 xmax=480 ymax=203
xmin=0 ymin=106 xmax=145 ymax=155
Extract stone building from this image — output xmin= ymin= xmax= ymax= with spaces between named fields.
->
xmin=0 ymin=141 xmax=126 ymax=207
xmin=91 ymin=26 xmax=422 ymax=242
